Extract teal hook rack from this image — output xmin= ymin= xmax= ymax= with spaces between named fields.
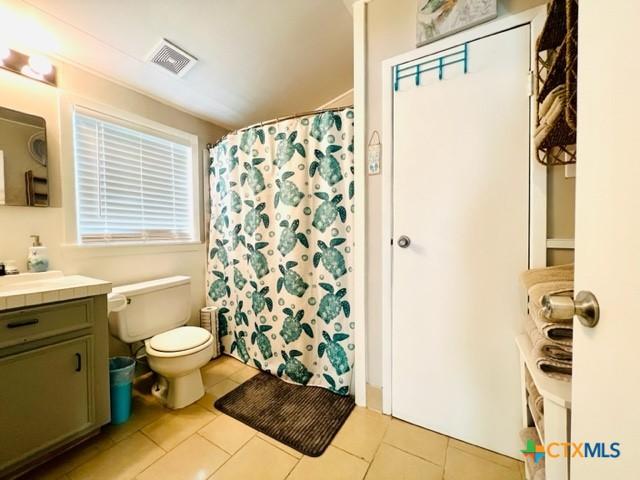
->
xmin=394 ymin=42 xmax=468 ymax=91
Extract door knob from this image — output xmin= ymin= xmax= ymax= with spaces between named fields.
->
xmin=542 ymin=290 xmax=600 ymax=328
xmin=397 ymin=235 xmax=411 ymax=248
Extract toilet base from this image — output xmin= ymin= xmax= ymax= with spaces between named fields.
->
xmin=152 ymin=370 xmax=205 ymax=409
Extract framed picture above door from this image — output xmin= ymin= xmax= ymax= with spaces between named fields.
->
xmin=417 ymin=0 xmax=498 ymax=46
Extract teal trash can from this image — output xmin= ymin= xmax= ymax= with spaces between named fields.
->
xmin=109 ymin=356 xmax=136 ymax=425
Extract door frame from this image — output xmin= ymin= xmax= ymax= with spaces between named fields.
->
xmin=352 ymin=0 xmax=369 ymax=407
xmin=380 ymin=6 xmax=548 ymax=415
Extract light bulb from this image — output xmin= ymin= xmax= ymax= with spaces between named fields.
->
xmin=21 ymin=64 xmax=43 ymax=80
xmin=0 ymin=46 xmax=10 ymax=62
xmin=28 ymin=55 xmax=52 ymax=76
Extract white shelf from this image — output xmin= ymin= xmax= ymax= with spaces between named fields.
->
xmin=546 ymin=238 xmax=575 ymax=250
xmin=516 ymin=334 xmax=572 ymax=408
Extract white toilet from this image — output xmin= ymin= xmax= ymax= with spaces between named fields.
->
xmin=107 ymin=276 xmax=213 ymax=409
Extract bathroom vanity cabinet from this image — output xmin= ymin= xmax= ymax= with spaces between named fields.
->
xmin=0 ymin=294 xmax=111 ymax=478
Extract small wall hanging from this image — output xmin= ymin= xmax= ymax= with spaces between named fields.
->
xmin=417 ymin=0 xmax=497 ymax=47
xmin=368 ymin=130 xmax=381 ymax=175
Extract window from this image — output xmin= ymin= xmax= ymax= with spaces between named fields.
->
xmin=72 ymin=107 xmax=197 ymax=244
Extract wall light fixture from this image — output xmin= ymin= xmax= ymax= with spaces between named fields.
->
xmin=0 ymin=47 xmax=56 ymax=87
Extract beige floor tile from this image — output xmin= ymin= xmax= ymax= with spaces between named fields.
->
xmin=68 ymin=432 xmax=163 ymax=480
xmin=256 ymin=433 xmax=303 ymax=459
xmin=209 ymin=437 xmax=297 ymax=480
xmin=136 ymin=434 xmax=229 ymax=480
xmin=196 ymin=392 xmax=223 ymax=414
xmin=206 ymin=378 xmax=240 ymax=399
xmin=448 ymin=438 xmax=522 ymax=471
xmin=103 ymin=393 xmax=167 ymax=443
xmin=444 ymin=446 xmax=521 ymax=480
xmin=332 ymin=407 xmax=391 ymax=461
xmin=288 ymin=446 xmax=368 ymax=480
xmin=365 ymin=443 xmax=443 ymax=480
xmin=198 ymin=414 xmax=255 ymax=454
xmin=383 ymin=418 xmax=448 ymax=465
xmin=25 ymin=433 xmax=114 ymax=480
xmin=229 ymin=365 xmax=260 ymax=383
xmin=201 ymin=356 xmax=245 ymax=388
xmin=141 ymin=404 xmax=216 ymax=451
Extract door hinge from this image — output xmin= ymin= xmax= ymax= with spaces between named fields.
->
xmin=527 ymin=70 xmax=535 ymax=97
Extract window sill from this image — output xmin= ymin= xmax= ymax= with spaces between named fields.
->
xmin=60 ymin=240 xmax=205 ymax=259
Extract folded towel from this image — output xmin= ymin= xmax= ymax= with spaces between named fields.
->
xmin=538 ymin=84 xmax=566 ymax=118
xmin=520 ymin=427 xmax=545 ymax=480
xmin=525 ymin=369 xmax=545 ymax=416
xmin=527 ymin=393 xmax=546 ymax=438
xmin=526 ymin=314 xmax=573 ymax=357
xmin=520 ymin=264 xmax=574 ymax=290
xmin=529 ymin=326 xmax=573 ymax=361
xmin=537 ymin=356 xmax=572 ymax=382
xmin=534 ymin=86 xmax=567 ymax=148
xmin=526 ymin=317 xmax=572 ymax=382
xmin=534 ymin=391 xmax=544 ymax=419
xmin=525 ymin=368 xmax=535 ymax=395
xmin=530 ymin=303 xmax=573 ymax=346
xmin=535 ymin=95 xmax=565 ymax=134
xmin=529 ymin=280 xmax=574 ymax=323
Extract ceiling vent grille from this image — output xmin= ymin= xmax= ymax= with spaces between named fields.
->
xmin=148 ymin=39 xmax=197 ymax=77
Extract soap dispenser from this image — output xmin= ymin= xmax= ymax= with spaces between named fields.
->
xmin=27 ymin=235 xmax=49 ymax=273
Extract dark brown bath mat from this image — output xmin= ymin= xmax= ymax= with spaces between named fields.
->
xmin=214 ymin=372 xmax=355 ymax=457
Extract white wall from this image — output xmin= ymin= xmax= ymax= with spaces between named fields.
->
xmin=364 ymin=0 xmax=549 ymax=388
xmin=0 ymin=57 xmax=227 ymax=345
xmin=319 ymin=89 xmax=354 ymax=109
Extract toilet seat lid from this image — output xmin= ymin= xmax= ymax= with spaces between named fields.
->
xmin=149 ymin=326 xmax=211 ymax=353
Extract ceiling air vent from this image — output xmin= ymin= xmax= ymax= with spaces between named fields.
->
xmin=147 ymin=39 xmax=197 ymax=77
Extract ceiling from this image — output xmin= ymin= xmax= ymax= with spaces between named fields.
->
xmin=0 ymin=0 xmax=355 ymax=129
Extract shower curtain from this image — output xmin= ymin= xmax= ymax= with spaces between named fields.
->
xmin=207 ymin=107 xmax=355 ymax=395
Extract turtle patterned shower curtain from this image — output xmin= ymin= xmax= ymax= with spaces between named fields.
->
xmin=206 ymin=107 xmax=355 ymax=395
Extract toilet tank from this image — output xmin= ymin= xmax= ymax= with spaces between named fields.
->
xmin=108 ymin=276 xmax=191 ymax=344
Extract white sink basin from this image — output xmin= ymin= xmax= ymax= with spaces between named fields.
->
xmin=0 ymin=271 xmax=64 ymax=290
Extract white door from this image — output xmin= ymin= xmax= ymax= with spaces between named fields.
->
xmin=571 ymin=3 xmax=640 ymax=477
xmin=391 ymin=25 xmax=531 ymax=458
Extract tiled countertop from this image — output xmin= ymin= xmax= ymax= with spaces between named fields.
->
xmin=0 ymin=275 xmax=112 ymax=311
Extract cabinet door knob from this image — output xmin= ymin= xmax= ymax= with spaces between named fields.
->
xmin=397 ymin=235 xmax=411 ymax=248
xmin=75 ymin=353 xmax=82 ymax=372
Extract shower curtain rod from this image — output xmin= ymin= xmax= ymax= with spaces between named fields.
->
xmin=207 ymin=104 xmax=354 ymax=150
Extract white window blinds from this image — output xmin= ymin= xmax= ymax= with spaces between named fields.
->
xmin=73 ymin=109 xmax=195 ymax=244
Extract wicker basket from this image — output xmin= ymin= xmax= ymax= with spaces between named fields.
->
xmin=565 ymin=0 xmax=578 ymax=130
xmin=534 ymin=0 xmax=578 ymax=166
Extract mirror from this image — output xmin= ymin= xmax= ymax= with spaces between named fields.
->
xmin=0 ymin=106 xmax=49 ymax=206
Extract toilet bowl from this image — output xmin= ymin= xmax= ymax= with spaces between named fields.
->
xmin=107 ymin=276 xmax=213 ymax=409
xmin=145 ymin=326 xmax=213 ymax=408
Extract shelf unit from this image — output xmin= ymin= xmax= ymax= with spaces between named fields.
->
xmin=517 ymin=334 xmax=571 ymax=480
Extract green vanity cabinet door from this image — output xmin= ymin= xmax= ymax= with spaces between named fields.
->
xmin=0 ymin=335 xmax=94 ymax=470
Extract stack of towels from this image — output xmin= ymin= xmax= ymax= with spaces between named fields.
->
xmin=525 ymin=369 xmax=544 ymax=437
xmin=534 ymin=84 xmax=566 ymax=148
xmin=520 ymin=426 xmax=545 ymax=480
xmin=521 ymin=264 xmax=574 ymax=382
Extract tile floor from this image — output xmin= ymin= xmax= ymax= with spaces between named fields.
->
xmin=24 ymin=355 xmax=526 ymax=480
